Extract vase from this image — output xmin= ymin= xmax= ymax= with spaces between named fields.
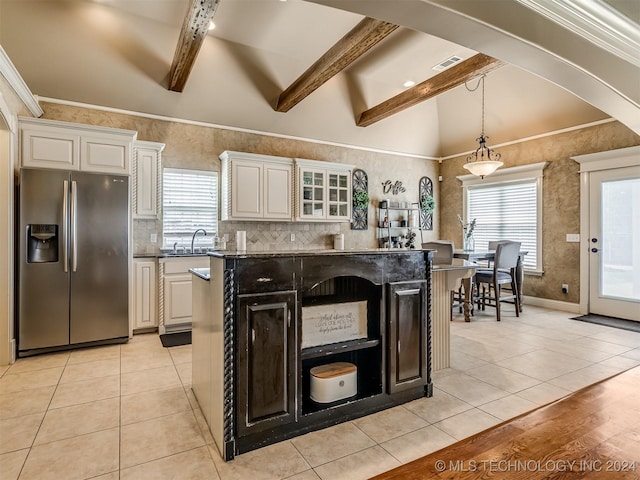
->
xmin=463 ymin=235 xmax=475 ymax=252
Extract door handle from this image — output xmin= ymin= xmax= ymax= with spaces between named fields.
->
xmin=62 ymin=180 xmax=68 ymax=273
xmin=71 ymin=180 xmax=78 ymax=272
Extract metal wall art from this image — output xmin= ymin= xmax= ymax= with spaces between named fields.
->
xmin=419 ymin=176 xmax=434 ymax=231
xmin=381 ymin=180 xmax=406 ymax=195
xmin=351 ymin=169 xmax=369 ymax=230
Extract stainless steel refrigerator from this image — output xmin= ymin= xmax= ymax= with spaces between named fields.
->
xmin=18 ymin=168 xmax=129 ymax=356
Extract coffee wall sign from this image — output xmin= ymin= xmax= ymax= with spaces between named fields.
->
xmin=382 ymin=180 xmax=406 ymax=195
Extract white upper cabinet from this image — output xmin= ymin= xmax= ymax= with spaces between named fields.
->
xmin=133 ymin=140 xmax=164 ymax=219
xmin=20 ymin=117 xmax=136 ymax=175
xmin=264 ymin=162 xmax=293 ymax=219
xmin=20 ymin=122 xmax=79 ymax=170
xmin=220 ymin=151 xmax=293 ymax=221
xmin=295 ymin=158 xmax=353 ymax=222
xmin=81 ymin=136 xmax=132 ymax=173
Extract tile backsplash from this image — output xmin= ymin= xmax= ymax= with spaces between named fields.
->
xmin=135 ymin=218 xmax=362 ymax=254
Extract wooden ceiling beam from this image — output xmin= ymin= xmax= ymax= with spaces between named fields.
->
xmin=275 ymin=17 xmax=399 ymax=113
xmin=169 ymin=0 xmax=220 ymax=92
xmin=357 ymin=53 xmax=503 ymax=127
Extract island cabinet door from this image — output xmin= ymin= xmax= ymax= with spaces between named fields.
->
xmin=387 ymin=281 xmax=427 ymax=394
xmin=237 ymin=291 xmax=296 ymax=437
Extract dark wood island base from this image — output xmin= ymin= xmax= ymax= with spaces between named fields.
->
xmin=192 ymin=249 xmax=434 ymax=461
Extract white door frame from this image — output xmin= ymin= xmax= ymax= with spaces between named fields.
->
xmin=573 ymin=146 xmax=640 ymax=315
xmin=0 ymin=46 xmax=45 ymax=365
xmin=0 ymin=98 xmax=17 ymax=365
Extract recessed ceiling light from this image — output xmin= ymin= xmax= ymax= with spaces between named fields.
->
xmin=208 ymin=20 xmax=216 ymax=31
xmin=403 ymin=80 xmax=416 ymax=88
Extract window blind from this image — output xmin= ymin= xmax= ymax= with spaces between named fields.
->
xmin=467 ymin=180 xmax=538 ymax=270
xmin=163 ymin=168 xmax=218 ymax=247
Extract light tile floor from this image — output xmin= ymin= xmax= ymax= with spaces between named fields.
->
xmin=2 ymin=306 xmax=640 ymax=479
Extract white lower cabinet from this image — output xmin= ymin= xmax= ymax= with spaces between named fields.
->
xmin=159 ymin=256 xmax=209 ymax=333
xmin=133 ymin=259 xmax=157 ymax=331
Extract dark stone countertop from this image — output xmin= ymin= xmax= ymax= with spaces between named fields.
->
xmin=133 ymin=252 xmax=213 ymax=259
xmin=208 ymin=248 xmax=433 ymax=259
xmin=189 ymin=267 xmax=211 ymax=281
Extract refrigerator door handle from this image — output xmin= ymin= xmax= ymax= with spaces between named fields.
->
xmin=71 ymin=180 xmax=78 ymax=272
xmin=63 ymin=180 xmax=69 ymax=273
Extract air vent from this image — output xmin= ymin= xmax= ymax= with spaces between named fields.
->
xmin=432 ymin=55 xmax=463 ymax=71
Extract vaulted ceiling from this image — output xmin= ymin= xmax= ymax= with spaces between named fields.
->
xmin=0 ymin=0 xmax=637 ymax=158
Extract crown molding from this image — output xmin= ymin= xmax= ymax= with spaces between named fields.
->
xmin=441 ymin=118 xmax=616 ymax=161
xmin=514 ymin=0 xmax=640 ymax=67
xmin=37 ymin=97 xmax=439 ymax=162
xmin=0 ymin=46 xmax=43 ymax=118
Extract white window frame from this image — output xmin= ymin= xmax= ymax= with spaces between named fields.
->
xmin=162 ymin=168 xmax=218 ymax=249
xmin=457 ymin=162 xmax=548 ymax=275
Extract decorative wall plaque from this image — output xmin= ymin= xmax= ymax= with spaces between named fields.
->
xmin=351 ymin=169 xmax=368 ymax=230
xmin=419 ymin=176 xmax=434 ymax=231
xmin=382 ymin=180 xmax=406 ymax=195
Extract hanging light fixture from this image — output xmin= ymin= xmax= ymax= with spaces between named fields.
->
xmin=463 ymin=75 xmax=503 ymax=178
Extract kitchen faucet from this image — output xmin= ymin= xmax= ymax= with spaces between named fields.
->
xmin=191 ymin=228 xmax=207 ymax=253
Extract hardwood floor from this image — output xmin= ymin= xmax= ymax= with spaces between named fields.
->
xmin=372 ymin=366 xmax=640 ymax=479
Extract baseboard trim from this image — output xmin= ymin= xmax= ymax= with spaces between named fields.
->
xmin=522 ymin=295 xmax=580 ymax=313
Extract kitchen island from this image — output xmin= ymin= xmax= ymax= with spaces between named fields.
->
xmin=192 ymin=249 xmax=434 ymax=461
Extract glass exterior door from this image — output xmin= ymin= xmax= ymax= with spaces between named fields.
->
xmin=589 ymin=166 xmax=640 ymax=321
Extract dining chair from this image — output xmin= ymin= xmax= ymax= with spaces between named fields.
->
xmin=422 ymin=241 xmax=470 ymax=318
xmin=485 ymin=240 xmax=511 ymax=267
xmin=422 ymin=241 xmax=454 ymax=265
xmin=474 ymin=241 xmax=521 ymax=321
xmin=487 ymin=240 xmax=519 ymax=292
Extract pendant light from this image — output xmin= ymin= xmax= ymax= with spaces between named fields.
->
xmin=463 ymin=75 xmax=503 ymax=178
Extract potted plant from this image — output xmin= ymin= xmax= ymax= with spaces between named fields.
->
xmin=353 ymin=190 xmax=369 ymax=210
xmin=419 ymin=194 xmax=435 ymax=215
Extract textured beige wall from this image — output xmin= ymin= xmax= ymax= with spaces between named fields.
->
xmin=39 ymin=102 xmax=440 ymax=253
xmin=439 ymin=121 xmax=640 ymax=304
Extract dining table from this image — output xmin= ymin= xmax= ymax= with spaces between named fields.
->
xmin=453 ymin=249 xmax=528 ymax=321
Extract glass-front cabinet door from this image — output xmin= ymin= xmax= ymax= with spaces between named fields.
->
xmin=327 ymin=171 xmax=350 ymax=220
xmin=301 ymin=169 xmax=326 ymax=218
xmin=296 ymin=158 xmax=353 ymax=222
